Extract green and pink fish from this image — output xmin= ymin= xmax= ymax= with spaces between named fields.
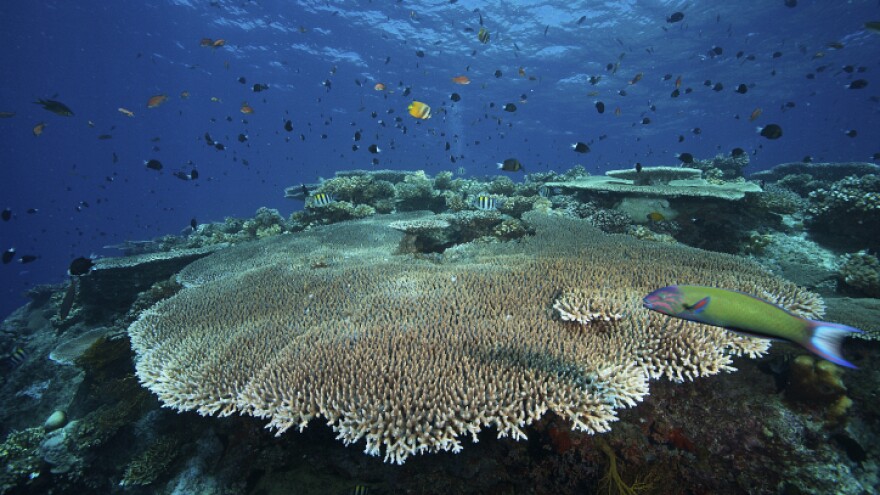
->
xmin=643 ymin=285 xmax=862 ymax=369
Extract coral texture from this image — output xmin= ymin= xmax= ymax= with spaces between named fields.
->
xmin=128 ymin=213 xmax=819 ymax=464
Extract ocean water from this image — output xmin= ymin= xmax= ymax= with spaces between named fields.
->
xmin=1 ymin=0 xmax=878 ymax=318
xmin=1 ymin=1 xmax=879 ymax=494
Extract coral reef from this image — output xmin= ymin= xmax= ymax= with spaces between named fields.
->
xmin=839 ymin=251 xmax=880 ymax=297
xmin=750 ymin=161 xmax=880 ymax=183
xmin=0 ymin=427 xmax=45 ymax=493
xmin=120 ymin=436 xmax=182 ymax=486
xmin=2 ymin=163 xmax=880 ymax=494
xmin=806 ymin=174 xmax=880 ymax=250
xmin=552 ymin=289 xmax=626 ymax=325
xmin=690 ymin=152 xmax=751 ymax=180
xmin=785 ymin=355 xmax=852 ymax=427
xmin=128 ymin=211 xmax=813 ymax=464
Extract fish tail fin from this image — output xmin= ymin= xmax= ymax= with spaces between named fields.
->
xmin=802 ymin=321 xmax=862 ymax=369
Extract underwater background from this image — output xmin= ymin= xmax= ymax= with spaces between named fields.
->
xmin=1 ymin=1 xmax=880 ymax=494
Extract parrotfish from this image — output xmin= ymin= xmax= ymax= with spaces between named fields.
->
xmin=643 ymin=285 xmax=862 ymax=368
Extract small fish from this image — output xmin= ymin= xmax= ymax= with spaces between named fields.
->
xmin=146 ymin=94 xmax=168 ymax=108
xmin=749 ymin=108 xmax=762 ymax=122
xmin=595 ymin=101 xmax=605 ymax=114
xmin=8 ymin=347 xmax=28 ymax=367
xmin=284 ymin=120 xmax=293 ymax=132
xmin=190 ymin=218 xmax=198 ymax=230
xmin=497 ymin=158 xmax=523 ymax=172
xmin=477 ymin=27 xmax=490 ymax=44
xmin=735 ymin=84 xmax=748 ymax=94
xmin=118 ymin=107 xmax=135 ymax=117
xmin=368 ymin=144 xmax=381 ymax=154
xmin=757 ymin=124 xmax=783 ymax=140
xmin=643 ymin=285 xmax=862 ymax=368
xmin=802 ymin=155 xmax=813 ymax=163
xmin=240 ymin=103 xmax=254 ymax=114
xmin=844 ymin=129 xmax=857 ymax=138
xmin=68 ymin=257 xmax=95 ymax=276
xmin=212 ymin=39 xmax=226 ymax=47
xmin=674 ymin=75 xmax=682 ymax=88
xmin=731 ymin=147 xmax=746 ymax=157
xmin=2 ymin=248 xmax=14 ymax=264
xmin=34 ymin=99 xmax=74 ymax=116
xmin=145 ymin=159 xmax=163 ymax=171
xmin=629 ymin=73 xmax=644 ymax=85
xmin=374 ymin=82 xmax=386 ymax=91
xmin=450 ymin=93 xmax=461 ymax=102
xmin=350 ymin=485 xmax=369 ymax=495
xmin=641 ymin=117 xmax=651 ymax=125
xmin=473 ymin=195 xmax=501 ymax=211
xmin=309 ymin=192 xmax=335 ymax=207
xmin=676 ymin=152 xmax=694 ymax=164
xmin=635 ymin=162 xmax=643 ymax=173
xmin=98 ymin=134 xmax=113 ymax=140
xmin=451 ymin=76 xmax=471 ymax=85
xmin=407 ymin=101 xmax=432 ymax=119
xmin=2 ymin=208 xmax=12 ymax=221
xmin=846 ymin=79 xmax=868 ymax=90
xmin=538 ymin=186 xmax=554 ymax=198
xmin=670 ymin=89 xmax=680 ymax=98
xmin=238 ymin=133 xmax=248 ymax=143
xmin=712 ymin=82 xmax=723 ymax=92
xmin=503 ymin=103 xmax=517 ymax=112
xmin=666 ymin=12 xmax=684 ymax=23
xmin=32 ymin=122 xmax=46 ymax=136
xmin=646 ymin=211 xmax=665 ymax=222
xmin=866 ymin=21 xmax=880 ymax=33
xmin=0 ymin=111 xmax=15 ymax=118
xmin=253 ymin=83 xmax=269 ymax=92
xmin=571 ymin=142 xmax=590 ymax=153
xmin=18 ymin=255 xmax=38 ymax=264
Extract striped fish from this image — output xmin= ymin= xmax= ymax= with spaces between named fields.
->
xmin=309 ymin=193 xmax=335 ymax=207
xmin=473 ymin=195 xmax=502 ymax=211
xmin=8 ymin=347 xmax=28 ymax=367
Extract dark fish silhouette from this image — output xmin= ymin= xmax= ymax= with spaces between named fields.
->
xmin=34 ymin=99 xmax=74 ymax=116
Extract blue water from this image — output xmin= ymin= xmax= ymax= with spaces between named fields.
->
xmin=1 ymin=0 xmax=878 ymax=319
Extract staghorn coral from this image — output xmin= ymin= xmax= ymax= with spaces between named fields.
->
xmin=553 ymin=289 xmax=626 ymax=325
xmin=128 ymin=212 xmax=819 ymax=465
